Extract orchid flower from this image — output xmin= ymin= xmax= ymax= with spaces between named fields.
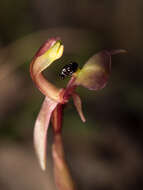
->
xmin=30 ymin=37 xmax=126 ymax=171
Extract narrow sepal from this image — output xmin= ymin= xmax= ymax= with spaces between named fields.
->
xmin=72 ymin=92 xmax=86 ymax=122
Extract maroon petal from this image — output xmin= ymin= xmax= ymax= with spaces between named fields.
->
xmin=72 ymin=92 xmax=86 ymax=122
xmin=34 ymin=96 xmax=58 ymax=170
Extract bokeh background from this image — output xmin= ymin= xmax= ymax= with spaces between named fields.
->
xmin=0 ymin=0 xmax=143 ymax=190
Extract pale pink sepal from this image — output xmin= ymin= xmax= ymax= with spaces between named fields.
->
xmin=72 ymin=93 xmax=86 ymax=122
xmin=34 ymin=96 xmax=58 ymax=170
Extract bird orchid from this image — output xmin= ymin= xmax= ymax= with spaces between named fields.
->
xmin=30 ymin=37 xmax=126 ymax=171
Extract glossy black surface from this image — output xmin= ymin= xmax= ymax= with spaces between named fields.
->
xmin=59 ymin=62 xmax=78 ymax=79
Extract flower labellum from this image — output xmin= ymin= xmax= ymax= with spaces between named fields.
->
xmin=74 ymin=49 xmax=127 ymax=90
xmin=30 ymin=37 xmax=126 ymax=170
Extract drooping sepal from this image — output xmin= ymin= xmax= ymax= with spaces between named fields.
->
xmin=72 ymin=92 xmax=86 ymax=122
xmin=34 ymin=97 xmax=58 ymax=170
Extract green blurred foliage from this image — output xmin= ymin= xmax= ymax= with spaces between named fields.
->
xmin=0 ymin=0 xmax=34 ymax=44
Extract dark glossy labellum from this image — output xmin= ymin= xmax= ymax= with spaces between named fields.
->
xmin=59 ymin=62 xmax=78 ymax=79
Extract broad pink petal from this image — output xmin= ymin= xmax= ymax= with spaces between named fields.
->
xmin=72 ymin=93 xmax=86 ymax=122
xmin=34 ymin=96 xmax=58 ymax=170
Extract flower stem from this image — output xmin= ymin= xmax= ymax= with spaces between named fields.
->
xmin=52 ymin=104 xmax=63 ymax=133
xmin=52 ymin=133 xmax=77 ymax=190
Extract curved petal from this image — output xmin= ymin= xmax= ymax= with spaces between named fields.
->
xmin=75 ymin=50 xmax=126 ymax=90
xmin=72 ymin=92 xmax=86 ymax=122
xmin=30 ymin=38 xmax=64 ymax=102
xmin=32 ymin=40 xmax=64 ymax=76
xmin=35 ymin=37 xmax=60 ymax=57
xmin=34 ymin=97 xmax=58 ymax=170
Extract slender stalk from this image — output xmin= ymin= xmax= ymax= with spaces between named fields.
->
xmin=51 ymin=104 xmax=63 ymax=133
xmin=51 ymin=102 xmax=77 ymax=190
xmin=52 ymin=133 xmax=77 ymax=190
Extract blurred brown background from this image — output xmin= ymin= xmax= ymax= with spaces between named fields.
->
xmin=0 ymin=0 xmax=143 ymax=190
